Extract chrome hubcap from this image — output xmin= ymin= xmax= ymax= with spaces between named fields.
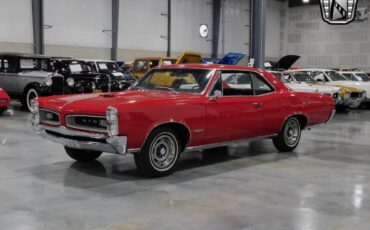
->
xmin=284 ymin=120 xmax=300 ymax=146
xmin=149 ymin=133 xmax=178 ymax=171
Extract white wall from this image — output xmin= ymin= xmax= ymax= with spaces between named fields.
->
xmin=218 ymin=0 xmax=250 ymax=57
xmin=280 ymin=0 xmax=370 ymax=70
xmin=266 ymin=0 xmax=282 ymax=59
xmin=0 ymin=0 xmax=33 ymax=44
xmin=172 ymin=0 xmax=213 ymax=55
xmin=44 ymin=0 xmax=111 ymax=48
xmin=118 ymin=0 xmax=167 ymax=52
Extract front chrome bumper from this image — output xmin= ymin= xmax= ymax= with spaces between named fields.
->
xmin=33 ymin=124 xmax=127 ymax=155
xmin=341 ymin=98 xmax=362 ymax=108
xmin=326 ymin=109 xmax=336 ymax=123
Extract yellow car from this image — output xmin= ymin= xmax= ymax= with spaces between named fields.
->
xmin=133 ymin=52 xmax=202 ymax=79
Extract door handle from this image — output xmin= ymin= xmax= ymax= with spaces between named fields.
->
xmin=253 ymin=102 xmax=263 ymax=108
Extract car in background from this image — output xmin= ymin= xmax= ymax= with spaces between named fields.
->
xmin=270 ymin=71 xmax=342 ymax=107
xmin=133 ymin=51 xmax=202 ymax=78
xmin=51 ymin=58 xmax=110 ymax=94
xmin=83 ymin=59 xmax=137 ymax=91
xmin=340 ymin=71 xmax=370 ymax=82
xmin=0 ymin=53 xmax=65 ymax=111
xmin=32 ymin=64 xmax=335 ymax=177
xmin=297 ymin=69 xmax=367 ymax=108
xmin=202 ymin=52 xmax=245 ymax=65
xmin=0 ymin=88 xmax=10 ymax=115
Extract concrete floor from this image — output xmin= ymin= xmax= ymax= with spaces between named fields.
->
xmin=0 ymin=102 xmax=370 ymax=230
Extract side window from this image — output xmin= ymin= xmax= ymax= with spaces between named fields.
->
xmin=251 ymin=73 xmax=274 ymax=95
xmin=3 ymin=58 xmax=16 ymax=73
xmin=313 ymin=72 xmax=325 ymax=82
xmin=149 ymin=60 xmax=160 ymax=68
xmin=134 ymin=60 xmax=148 ymax=72
xmin=221 ymin=72 xmax=253 ymax=96
xmin=210 ymin=73 xmax=222 ymax=96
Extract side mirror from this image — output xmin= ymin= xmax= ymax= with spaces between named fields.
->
xmin=210 ymin=90 xmax=222 ymax=101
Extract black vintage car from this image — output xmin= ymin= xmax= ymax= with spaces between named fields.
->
xmin=50 ymin=59 xmax=108 ymax=94
xmin=83 ymin=60 xmax=137 ymax=91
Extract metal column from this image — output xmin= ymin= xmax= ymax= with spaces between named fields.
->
xmin=32 ymin=0 xmax=44 ymax=54
xmin=111 ymin=0 xmax=119 ymax=61
xmin=212 ymin=0 xmax=221 ymax=58
xmin=167 ymin=0 xmax=172 ymax=57
xmin=250 ymin=0 xmax=266 ymax=68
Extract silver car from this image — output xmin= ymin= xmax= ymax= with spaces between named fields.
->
xmin=0 ymin=53 xmax=64 ymax=111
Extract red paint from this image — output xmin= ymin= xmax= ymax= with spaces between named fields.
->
xmin=37 ymin=64 xmax=335 ymax=150
xmin=0 ymin=88 xmax=10 ymax=111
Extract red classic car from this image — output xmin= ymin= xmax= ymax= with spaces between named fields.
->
xmin=31 ymin=64 xmax=335 ymax=177
xmin=0 ymin=88 xmax=10 ymax=114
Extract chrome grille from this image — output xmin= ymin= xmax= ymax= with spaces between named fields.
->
xmin=351 ymin=92 xmax=362 ymax=98
xmin=66 ymin=115 xmax=107 ymax=132
xmin=40 ymin=109 xmax=60 ymax=126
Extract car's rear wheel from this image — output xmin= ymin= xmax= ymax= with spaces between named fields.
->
xmin=273 ymin=117 xmax=301 ymax=152
xmin=22 ymin=87 xmax=39 ymax=111
xmin=134 ymin=127 xmax=181 ymax=177
xmin=64 ymin=147 xmax=102 ymax=162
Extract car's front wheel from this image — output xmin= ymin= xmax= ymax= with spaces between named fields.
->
xmin=64 ymin=147 xmax=102 ymax=162
xmin=273 ymin=117 xmax=301 ymax=152
xmin=22 ymin=87 xmax=39 ymax=111
xmin=134 ymin=127 xmax=181 ymax=177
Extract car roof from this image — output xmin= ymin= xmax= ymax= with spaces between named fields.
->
xmin=0 ymin=52 xmax=51 ymax=59
xmin=294 ymin=69 xmax=335 ymax=72
xmin=81 ymin=59 xmax=117 ymax=62
xmin=153 ymin=63 xmax=265 ymax=72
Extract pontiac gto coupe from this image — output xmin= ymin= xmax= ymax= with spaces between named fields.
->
xmin=32 ymin=64 xmax=335 ymax=177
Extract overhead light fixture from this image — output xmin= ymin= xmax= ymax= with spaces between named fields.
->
xmin=302 ymin=0 xmax=310 ymax=3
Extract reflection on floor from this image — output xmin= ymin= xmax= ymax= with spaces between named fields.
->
xmin=1 ymin=102 xmax=370 ymax=230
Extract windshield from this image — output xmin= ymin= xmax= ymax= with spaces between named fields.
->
xmin=131 ymin=68 xmax=213 ymax=94
xmin=292 ymin=72 xmax=315 ymax=83
xmin=355 ymin=73 xmax=370 ymax=82
xmin=97 ymin=62 xmax=119 ymax=71
xmin=326 ymin=71 xmax=347 ymax=81
xmin=68 ymin=62 xmax=90 ymax=73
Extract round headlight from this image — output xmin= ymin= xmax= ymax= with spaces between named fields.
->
xmin=66 ymin=78 xmax=75 ymax=87
xmin=44 ymin=77 xmax=53 ymax=87
xmin=30 ymin=99 xmax=39 ymax=114
xmin=91 ymin=82 xmax=96 ymax=90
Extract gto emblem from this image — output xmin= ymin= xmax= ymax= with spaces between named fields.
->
xmin=320 ymin=0 xmax=359 ymax=24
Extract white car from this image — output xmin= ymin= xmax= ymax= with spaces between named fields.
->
xmin=339 ymin=71 xmax=370 ymax=82
xmin=270 ymin=71 xmax=341 ymax=105
xmin=296 ymin=69 xmax=368 ymax=108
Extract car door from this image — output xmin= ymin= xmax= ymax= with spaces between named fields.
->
xmin=205 ymin=71 xmax=263 ymax=144
xmin=0 ymin=57 xmax=19 ymax=94
xmin=250 ymin=72 xmax=283 ymax=136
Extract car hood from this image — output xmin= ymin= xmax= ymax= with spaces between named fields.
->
xmin=327 ymin=81 xmax=370 ymax=93
xmin=272 ymin=55 xmax=300 ymax=70
xmin=287 ymin=83 xmax=339 ymax=95
xmin=39 ymin=90 xmax=201 ymax=115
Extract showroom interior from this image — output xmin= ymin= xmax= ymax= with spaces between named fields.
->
xmin=1 ymin=0 xmax=370 ymax=229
